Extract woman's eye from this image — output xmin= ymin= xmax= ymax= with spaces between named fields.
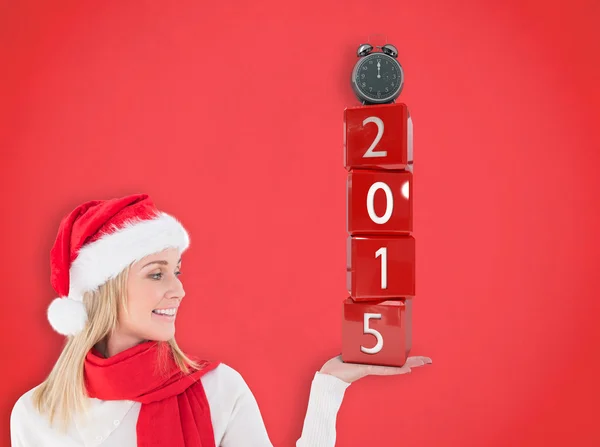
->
xmin=150 ymin=271 xmax=182 ymax=280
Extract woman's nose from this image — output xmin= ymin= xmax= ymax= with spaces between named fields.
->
xmin=171 ymin=276 xmax=185 ymax=298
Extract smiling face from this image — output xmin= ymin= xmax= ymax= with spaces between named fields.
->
xmin=118 ymin=247 xmax=185 ymax=344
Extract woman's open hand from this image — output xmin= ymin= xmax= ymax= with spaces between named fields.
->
xmin=319 ymin=354 xmax=432 ymax=384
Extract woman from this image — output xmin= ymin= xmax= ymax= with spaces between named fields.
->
xmin=10 ymin=193 xmax=432 ymax=446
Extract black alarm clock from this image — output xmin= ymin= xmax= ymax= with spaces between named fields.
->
xmin=351 ymin=43 xmax=404 ymax=104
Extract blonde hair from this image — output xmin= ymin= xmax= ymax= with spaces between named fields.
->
xmin=31 ymin=261 xmax=201 ymax=433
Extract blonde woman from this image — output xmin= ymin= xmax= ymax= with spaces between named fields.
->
xmin=9 ymin=193 xmax=432 ymax=447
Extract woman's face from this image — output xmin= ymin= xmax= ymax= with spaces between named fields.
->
xmin=119 ymin=247 xmax=185 ymax=342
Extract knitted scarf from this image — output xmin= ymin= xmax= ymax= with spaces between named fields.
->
xmin=84 ymin=340 xmax=219 ymax=447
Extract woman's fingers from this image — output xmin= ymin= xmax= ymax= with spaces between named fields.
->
xmin=366 ymin=364 xmax=412 ymax=376
xmin=405 ymin=358 xmax=426 ymax=367
xmin=412 ymin=356 xmax=433 ymax=364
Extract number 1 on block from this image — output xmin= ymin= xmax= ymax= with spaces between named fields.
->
xmin=347 ymin=235 xmax=415 ymax=300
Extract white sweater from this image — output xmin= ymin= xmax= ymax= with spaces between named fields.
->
xmin=10 ymin=363 xmax=351 ymax=447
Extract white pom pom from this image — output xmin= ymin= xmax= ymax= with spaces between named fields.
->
xmin=47 ymin=296 xmax=88 ymax=336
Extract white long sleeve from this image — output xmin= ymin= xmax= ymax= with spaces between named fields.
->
xmin=295 ymin=372 xmax=351 ymax=447
xmin=212 ymin=367 xmax=351 ymax=446
xmin=10 ymin=363 xmax=351 ymax=446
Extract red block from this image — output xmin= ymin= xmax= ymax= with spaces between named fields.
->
xmin=344 ymin=103 xmax=412 ymax=171
xmin=342 ymin=297 xmax=412 ymax=367
xmin=347 ymin=235 xmax=415 ymax=301
xmin=347 ymin=169 xmax=413 ymax=235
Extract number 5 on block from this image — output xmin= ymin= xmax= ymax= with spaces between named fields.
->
xmin=342 ymin=297 xmax=412 ymax=367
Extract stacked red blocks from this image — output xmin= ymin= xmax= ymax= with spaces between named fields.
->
xmin=341 ymin=103 xmax=414 ymax=367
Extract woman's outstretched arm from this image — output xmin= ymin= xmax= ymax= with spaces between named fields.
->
xmin=217 ymin=355 xmax=431 ymax=446
xmin=216 ymin=365 xmax=350 ymax=447
xmin=295 ymin=371 xmax=351 ymax=446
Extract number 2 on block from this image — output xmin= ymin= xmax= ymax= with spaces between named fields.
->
xmin=344 ymin=103 xmax=409 ymax=170
xmin=362 ymin=116 xmax=386 ymax=158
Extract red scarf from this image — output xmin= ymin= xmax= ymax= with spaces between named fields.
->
xmin=84 ymin=340 xmax=220 ymax=447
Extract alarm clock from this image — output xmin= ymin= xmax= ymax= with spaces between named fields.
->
xmin=351 ymin=43 xmax=404 ymax=105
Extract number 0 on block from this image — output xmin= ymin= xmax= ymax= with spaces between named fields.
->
xmin=347 ymin=169 xmax=413 ymax=235
xmin=342 ymin=297 xmax=412 ymax=367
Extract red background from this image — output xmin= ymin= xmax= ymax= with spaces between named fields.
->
xmin=1 ymin=0 xmax=599 ymax=445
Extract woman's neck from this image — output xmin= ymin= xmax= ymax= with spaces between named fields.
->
xmin=95 ymin=333 xmax=147 ymax=358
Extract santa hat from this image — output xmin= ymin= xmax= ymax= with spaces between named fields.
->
xmin=48 ymin=193 xmax=190 ymax=336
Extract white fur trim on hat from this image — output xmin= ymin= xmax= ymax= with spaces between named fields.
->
xmin=48 ymin=211 xmax=190 ymax=336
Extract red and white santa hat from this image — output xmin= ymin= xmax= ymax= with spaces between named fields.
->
xmin=48 ymin=193 xmax=190 ymax=336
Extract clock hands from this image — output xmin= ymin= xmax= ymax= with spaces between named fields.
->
xmin=377 ymin=60 xmax=381 ymax=79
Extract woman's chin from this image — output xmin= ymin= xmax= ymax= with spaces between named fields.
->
xmin=148 ymin=330 xmax=175 ymax=342
xmin=148 ymin=322 xmax=176 ymax=340
xmin=143 ymin=313 xmax=176 ymax=340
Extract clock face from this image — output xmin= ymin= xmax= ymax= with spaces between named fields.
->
xmin=353 ymin=53 xmax=403 ymax=102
